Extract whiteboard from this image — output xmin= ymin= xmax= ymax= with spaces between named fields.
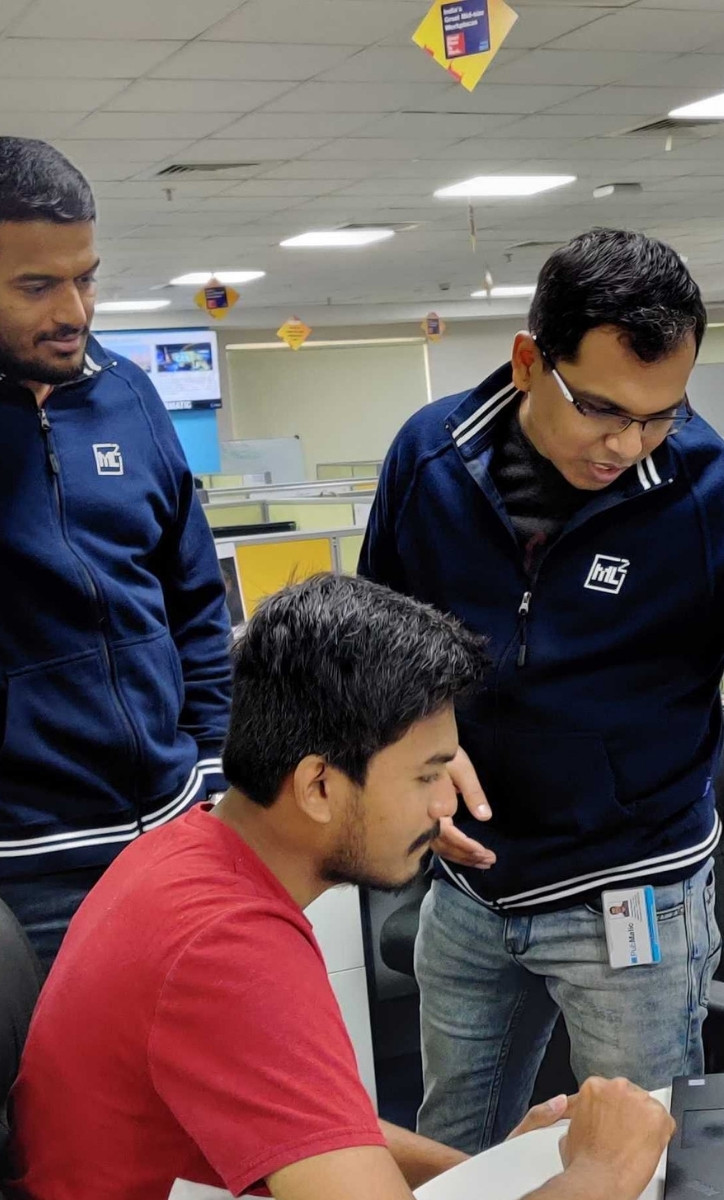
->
xmin=220 ymin=437 xmax=305 ymax=485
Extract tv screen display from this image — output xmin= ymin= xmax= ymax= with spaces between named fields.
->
xmin=94 ymin=327 xmax=222 ymax=412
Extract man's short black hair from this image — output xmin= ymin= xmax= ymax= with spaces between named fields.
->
xmin=223 ymin=573 xmax=488 ymax=807
xmin=0 ymin=137 xmax=95 ymax=224
xmin=529 ymin=228 xmax=706 ymax=365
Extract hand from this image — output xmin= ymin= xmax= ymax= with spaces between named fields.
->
xmin=430 ymin=746 xmax=497 ymax=869
xmin=507 ymin=1094 xmax=571 ymax=1140
xmin=559 ymin=1077 xmax=675 ymax=1200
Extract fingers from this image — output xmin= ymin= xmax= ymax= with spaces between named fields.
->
xmin=446 ymin=747 xmax=492 ymax=821
xmin=431 ymin=818 xmax=497 ymax=869
xmin=507 ymin=1095 xmax=571 ymax=1140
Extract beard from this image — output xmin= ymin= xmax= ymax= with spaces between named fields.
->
xmin=0 ymin=329 xmax=88 ymax=385
xmin=319 ymin=803 xmax=439 ymax=894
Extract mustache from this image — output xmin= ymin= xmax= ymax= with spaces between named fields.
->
xmin=36 ymin=325 xmax=88 ymax=344
xmin=407 ymin=820 xmax=441 ymax=856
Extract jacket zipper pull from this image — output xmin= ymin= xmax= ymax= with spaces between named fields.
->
xmin=517 ymin=590 xmax=532 ymax=667
xmin=38 ymin=407 xmax=59 ymax=474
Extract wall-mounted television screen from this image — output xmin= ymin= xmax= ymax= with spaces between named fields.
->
xmin=94 ymin=327 xmax=222 ymax=412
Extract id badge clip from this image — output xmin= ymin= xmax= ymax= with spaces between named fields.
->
xmin=601 ymin=885 xmax=661 ymax=970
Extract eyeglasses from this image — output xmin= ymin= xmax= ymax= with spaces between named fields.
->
xmin=539 ymin=347 xmax=693 ymax=439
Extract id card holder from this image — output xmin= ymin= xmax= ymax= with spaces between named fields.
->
xmin=601 ymin=885 xmax=661 ymax=970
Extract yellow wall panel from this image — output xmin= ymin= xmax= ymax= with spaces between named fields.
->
xmin=236 ymin=537 xmax=333 ymax=617
xmin=339 ymin=535 xmax=364 ymax=575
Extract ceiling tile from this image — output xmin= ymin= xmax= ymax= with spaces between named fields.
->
xmin=69 ymin=112 xmax=241 ymax=140
xmin=352 ymin=112 xmax=519 ymax=139
xmin=317 ymin=46 xmax=471 ymax=84
xmin=109 ymin=80 xmax=296 ymax=113
xmin=550 ymin=8 xmax=724 ymax=52
xmin=0 ymin=38 xmax=181 ymax=78
xmin=14 ymin=0 xmax=243 ymax=39
xmin=505 ymin=5 xmax=604 ymax=48
xmin=546 ymin=85 xmax=720 ymax=117
xmin=209 ymin=112 xmax=372 ymax=140
xmin=93 ymin=181 xmax=234 ymax=199
xmin=0 ymin=0 xmax=35 ymax=31
xmin=56 ymin=139 xmax=197 ymax=164
xmin=179 ymin=138 xmax=326 ymax=162
xmin=151 ymin=42 xmax=358 ymax=82
xmin=635 ymin=0 xmax=724 ymax=7
xmin=262 ymin=82 xmax=456 ymax=113
xmin=486 ymin=49 xmax=676 ymax=87
xmin=305 ymin=138 xmax=458 ymax=161
xmin=0 ymin=78 xmax=128 ymax=111
xmin=227 ymin=178 xmax=356 ymax=197
xmin=260 ymin=159 xmax=392 ymax=179
xmin=615 ymin=53 xmax=724 ymax=87
xmin=489 ymin=113 xmax=647 ymax=138
xmin=202 ymin=0 xmax=418 ymax=45
xmin=0 ymin=112 xmax=88 ymax=139
xmin=420 ymin=83 xmax=596 ymax=114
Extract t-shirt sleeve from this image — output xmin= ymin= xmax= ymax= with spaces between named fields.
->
xmin=148 ymin=905 xmax=385 ymax=1195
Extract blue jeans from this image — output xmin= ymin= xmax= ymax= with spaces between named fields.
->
xmin=415 ymin=859 xmax=721 ymax=1154
xmin=0 ymin=866 xmax=105 ymax=977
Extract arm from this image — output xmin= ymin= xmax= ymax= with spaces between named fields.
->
xmin=269 ymin=1079 xmax=673 ymax=1200
xmin=358 ymin=442 xmax=409 ymax=594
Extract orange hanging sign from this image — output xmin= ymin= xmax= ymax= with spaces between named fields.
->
xmin=422 ymin=312 xmax=446 ymax=341
xmin=277 ymin=317 xmax=312 ymax=351
xmin=195 ymin=277 xmax=240 ymax=321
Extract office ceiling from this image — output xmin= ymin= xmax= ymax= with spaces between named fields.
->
xmin=4 ymin=0 xmax=724 ymax=321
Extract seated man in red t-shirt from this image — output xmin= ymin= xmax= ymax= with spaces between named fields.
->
xmin=6 ymin=575 xmax=673 ymax=1200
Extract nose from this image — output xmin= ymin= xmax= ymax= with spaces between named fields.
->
xmin=428 ymin=775 xmax=458 ymax=822
xmin=605 ymin=421 xmax=644 ymax=460
xmin=52 ymin=283 xmax=89 ymax=331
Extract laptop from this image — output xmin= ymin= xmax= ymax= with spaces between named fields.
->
xmin=664 ymin=1074 xmax=724 ymax=1199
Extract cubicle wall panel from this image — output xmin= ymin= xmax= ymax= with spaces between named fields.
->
xmin=235 ymin=537 xmax=333 ymax=617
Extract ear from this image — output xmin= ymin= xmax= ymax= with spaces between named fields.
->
xmin=511 ymin=331 xmax=539 ymax=394
xmin=292 ymin=755 xmax=336 ymax=827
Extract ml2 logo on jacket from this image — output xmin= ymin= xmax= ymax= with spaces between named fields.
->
xmin=584 ymin=554 xmax=630 ymax=595
xmin=93 ymin=443 xmax=124 ymax=476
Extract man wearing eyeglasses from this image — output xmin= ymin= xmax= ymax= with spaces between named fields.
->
xmin=360 ymin=228 xmax=722 ymax=1155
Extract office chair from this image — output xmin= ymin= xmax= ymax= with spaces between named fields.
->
xmin=0 ymin=900 xmax=43 ymax=1159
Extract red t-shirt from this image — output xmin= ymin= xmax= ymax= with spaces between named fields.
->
xmin=7 ymin=805 xmax=384 ymax=1199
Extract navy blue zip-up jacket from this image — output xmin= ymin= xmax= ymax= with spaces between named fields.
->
xmin=360 ymin=363 xmax=724 ymax=913
xmin=0 ymin=337 xmax=232 ymax=879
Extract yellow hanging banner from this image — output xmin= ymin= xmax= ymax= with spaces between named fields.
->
xmin=194 ymin=277 xmax=240 ymax=321
xmin=412 ymin=0 xmax=518 ymax=93
xmin=277 ymin=317 xmax=312 ymax=351
xmin=422 ymin=312 xmax=446 ymax=341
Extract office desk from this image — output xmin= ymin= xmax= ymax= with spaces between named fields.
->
xmin=415 ymin=1089 xmax=671 ymax=1200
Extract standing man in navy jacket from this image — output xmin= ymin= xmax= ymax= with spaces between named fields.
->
xmin=0 ymin=138 xmax=231 ymax=971
xmin=360 ymin=229 xmax=723 ymax=1153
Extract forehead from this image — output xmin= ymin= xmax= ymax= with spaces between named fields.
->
xmin=366 ymin=706 xmax=458 ymax=777
xmin=0 ymin=220 xmax=97 ymax=277
xmin=563 ymin=325 xmax=696 ymax=415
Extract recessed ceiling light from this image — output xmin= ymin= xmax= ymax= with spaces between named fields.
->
xmin=95 ymin=300 xmax=171 ymax=313
xmin=435 ymin=175 xmax=576 ymax=199
xmin=280 ymin=230 xmax=395 ymax=248
xmin=169 ymin=271 xmax=266 ymax=286
xmin=471 ymin=285 xmax=536 ymax=299
xmin=670 ymin=93 xmax=724 ymax=119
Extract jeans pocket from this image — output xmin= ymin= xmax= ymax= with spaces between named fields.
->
xmin=700 ymin=866 xmax=722 ymax=1008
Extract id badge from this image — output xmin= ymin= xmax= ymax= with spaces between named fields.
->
xmin=601 ymin=885 xmax=661 ymax=970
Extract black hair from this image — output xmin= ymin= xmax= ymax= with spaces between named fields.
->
xmin=223 ymin=573 xmax=488 ymax=807
xmin=529 ymin=228 xmax=706 ymax=365
xmin=0 ymin=137 xmax=95 ymax=224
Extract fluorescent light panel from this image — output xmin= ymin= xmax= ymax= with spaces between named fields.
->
xmin=96 ymin=300 xmax=171 ymax=312
xmin=280 ymin=230 xmax=395 ymax=248
xmin=170 ymin=271 xmax=266 ymax=285
xmin=435 ymin=175 xmax=576 ymax=199
xmin=670 ymin=93 xmax=724 ymax=119
xmin=471 ymin=285 xmax=536 ymax=299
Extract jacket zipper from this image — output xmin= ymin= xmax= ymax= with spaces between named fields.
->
xmin=37 ymin=405 xmax=141 ymax=772
xmin=517 ymin=590 xmax=532 ymax=667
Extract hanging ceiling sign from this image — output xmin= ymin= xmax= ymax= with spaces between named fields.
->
xmin=412 ymin=0 xmax=518 ymax=93
xmin=422 ymin=312 xmax=446 ymax=341
xmin=195 ymin=278 xmax=240 ymax=321
xmin=277 ymin=317 xmax=312 ymax=351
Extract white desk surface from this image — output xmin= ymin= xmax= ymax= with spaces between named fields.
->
xmin=415 ymin=1089 xmax=672 ymax=1200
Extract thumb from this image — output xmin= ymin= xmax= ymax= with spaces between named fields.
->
xmin=506 ymin=1094 xmax=570 ymax=1141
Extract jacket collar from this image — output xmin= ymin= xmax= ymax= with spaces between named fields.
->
xmin=446 ymin=360 xmax=675 ymax=498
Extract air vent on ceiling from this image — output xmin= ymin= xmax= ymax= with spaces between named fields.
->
xmin=156 ymin=162 xmax=261 ymax=176
xmin=337 ymin=222 xmax=419 ymax=232
xmin=615 ymin=117 xmax=723 ymax=137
